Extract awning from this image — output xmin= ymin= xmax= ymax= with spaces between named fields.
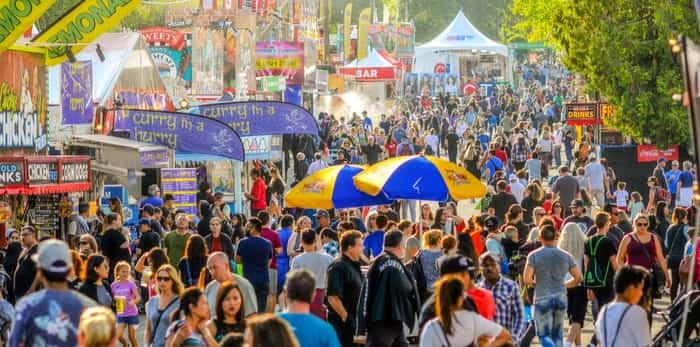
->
xmin=0 ymin=182 xmax=92 ymax=195
xmin=339 ymin=48 xmax=397 ymax=81
xmin=0 ymin=156 xmax=91 ymax=195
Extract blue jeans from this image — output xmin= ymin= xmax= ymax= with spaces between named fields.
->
xmin=533 ymin=294 xmax=567 ymax=347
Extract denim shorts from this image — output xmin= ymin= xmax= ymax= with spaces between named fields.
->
xmin=117 ymin=315 xmax=139 ymax=325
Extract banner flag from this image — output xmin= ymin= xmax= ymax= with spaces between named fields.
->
xmin=32 ymin=0 xmax=141 ymax=65
xmin=61 ymin=61 xmax=94 ymax=125
xmin=199 ymin=101 xmax=318 ymax=136
xmin=115 ymin=109 xmax=245 ymax=161
xmin=357 ymin=7 xmax=371 ymax=60
xmin=343 ymin=3 xmax=351 ymax=62
xmin=0 ymin=0 xmax=57 ymax=51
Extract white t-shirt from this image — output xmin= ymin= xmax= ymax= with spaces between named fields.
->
xmin=595 ymin=303 xmax=651 ymax=347
xmin=510 ymin=182 xmax=526 ymax=203
xmin=420 ymin=310 xmax=503 ymax=347
xmin=614 ymin=190 xmax=629 ymax=208
xmin=291 ymin=252 xmax=333 ymax=289
xmin=585 ymin=162 xmax=606 ymax=190
xmin=425 ymin=135 xmax=440 ymax=154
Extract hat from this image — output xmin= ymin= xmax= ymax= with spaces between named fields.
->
xmin=214 ymin=192 xmax=224 ymax=198
xmin=483 ymin=216 xmax=499 ymax=230
xmin=570 ymin=199 xmax=585 ymax=208
xmin=657 ymin=157 xmax=666 ymax=164
xmin=138 ymin=218 xmax=152 ymax=227
xmin=508 ymin=174 xmax=518 ymax=181
xmin=315 ymin=210 xmax=330 ymax=218
xmin=439 ymin=255 xmax=476 ymax=276
xmin=32 ymin=239 xmax=72 ymax=274
xmin=142 ymin=204 xmax=155 ymax=215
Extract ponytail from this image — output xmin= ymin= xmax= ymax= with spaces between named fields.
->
xmin=434 ymin=276 xmax=465 ymax=335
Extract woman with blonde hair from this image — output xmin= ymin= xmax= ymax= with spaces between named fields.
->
xmin=245 ymin=313 xmax=299 ymax=347
xmin=420 ymin=276 xmax=510 ymax=346
xmin=145 ymin=264 xmax=184 ymax=347
xmin=418 ymin=229 xmax=445 ymax=292
xmin=287 ymin=216 xmax=317 ymax=258
xmin=558 ymin=222 xmax=587 ymax=347
xmin=78 ymin=307 xmax=117 ymax=347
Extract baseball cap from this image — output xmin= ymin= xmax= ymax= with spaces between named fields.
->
xmin=483 ymin=216 xmax=499 ymax=230
xmin=32 ymin=239 xmax=72 ymax=274
xmin=138 ymin=218 xmax=152 ymax=227
xmin=315 ymin=210 xmax=330 ymax=218
xmin=508 ymin=174 xmax=517 ymax=181
xmin=439 ymin=255 xmax=476 ymax=276
xmin=142 ymin=204 xmax=155 ymax=215
xmin=570 ymin=199 xmax=585 ymax=208
xmin=657 ymin=157 xmax=666 ymax=164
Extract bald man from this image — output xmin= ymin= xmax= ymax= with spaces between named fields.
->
xmin=204 ymin=252 xmax=258 ymax=316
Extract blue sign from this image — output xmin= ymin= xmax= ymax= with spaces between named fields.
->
xmin=115 ymin=110 xmax=245 ymax=161
xmin=198 ymin=100 xmax=317 ymax=136
xmin=161 ymin=168 xmax=197 ymax=216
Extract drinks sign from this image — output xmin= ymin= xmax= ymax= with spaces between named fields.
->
xmin=0 ymin=159 xmax=24 ymax=186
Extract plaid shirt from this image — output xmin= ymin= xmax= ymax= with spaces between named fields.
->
xmin=510 ymin=142 xmax=530 ymax=163
xmin=478 ymin=276 xmax=527 ymax=342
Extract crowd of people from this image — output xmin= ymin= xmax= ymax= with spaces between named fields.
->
xmin=1 ymin=58 xmax=700 ymax=347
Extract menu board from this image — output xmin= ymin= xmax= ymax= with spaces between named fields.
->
xmin=161 ymin=168 xmax=197 ymax=216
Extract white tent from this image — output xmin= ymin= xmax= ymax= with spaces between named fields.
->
xmin=414 ymin=10 xmax=510 ymax=80
xmin=339 ymin=48 xmax=397 ymax=81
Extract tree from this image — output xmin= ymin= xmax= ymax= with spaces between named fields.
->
xmin=510 ymin=0 xmax=700 ymax=147
xmin=120 ymin=5 xmax=167 ymax=30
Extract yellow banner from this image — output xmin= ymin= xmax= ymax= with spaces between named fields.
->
xmin=357 ymin=7 xmax=371 ymax=60
xmin=0 ymin=0 xmax=57 ymax=51
xmin=256 ymin=57 xmax=302 ymax=70
xmin=32 ymin=0 xmax=141 ymax=65
xmin=343 ymin=2 xmax=351 ymax=62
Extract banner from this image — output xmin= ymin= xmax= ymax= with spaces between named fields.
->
xmin=357 ymin=7 xmax=371 ymax=60
xmin=235 ymin=13 xmax=256 ymax=98
xmin=115 ymin=110 xmax=244 ymax=161
xmin=32 ymin=0 xmax=141 ymax=66
xmin=395 ymin=24 xmax=415 ymax=57
xmin=161 ymin=168 xmax=197 ymax=216
xmin=255 ymin=42 xmax=304 ymax=85
xmin=0 ymin=50 xmax=48 ymax=155
xmin=0 ymin=0 xmax=57 ymax=51
xmin=139 ymin=149 xmax=169 ymax=167
xmin=199 ymin=101 xmax=318 ymax=136
xmin=192 ymin=28 xmax=224 ymax=95
xmin=61 ymin=61 xmax=93 ymax=125
xmin=343 ymin=3 xmax=351 ymax=62
xmin=637 ymin=144 xmax=679 ymax=163
xmin=564 ymin=103 xmax=600 ymax=126
xmin=141 ymin=27 xmax=192 ymax=88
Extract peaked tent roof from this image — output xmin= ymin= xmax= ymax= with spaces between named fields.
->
xmin=342 ymin=48 xmax=395 ymax=69
xmin=416 ymin=10 xmax=508 ymax=56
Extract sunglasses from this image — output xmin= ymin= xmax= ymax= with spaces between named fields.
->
xmin=157 ymin=276 xmax=172 ymax=282
xmin=636 ymin=222 xmax=648 ymax=227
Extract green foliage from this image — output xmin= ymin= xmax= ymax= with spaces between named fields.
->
xmin=510 ymin=0 xmax=700 ymax=147
xmin=120 ymin=4 xmax=167 ymax=30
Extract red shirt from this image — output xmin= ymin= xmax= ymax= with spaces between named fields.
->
xmin=467 ymin=287 xmax=496 ymax=320
xmin=494 ymin=149 xmax=508 ymax=164
xmin=260 ymin=227 xmax=282 ymax=269
xmin=210 ymin=236 xmax=222 ymax=253
xmin=385 ymin=141 xmax=398 ymax=157
xmin=251 ymin=178 xmax=267 ymax=210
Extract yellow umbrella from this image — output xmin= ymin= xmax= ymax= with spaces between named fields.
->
xmin=353 ymin=155 xmax=486 ymax=201
xmin=284 ymin=164 xmax=393 ymax=209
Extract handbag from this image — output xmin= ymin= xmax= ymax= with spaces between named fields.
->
xmin=634 ymin=234 xmax=665 ymax=298
xmin=679 ymin=256 xmax=692 ymax=283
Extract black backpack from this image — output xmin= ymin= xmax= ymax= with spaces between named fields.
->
xmin=584 ymin=236 xmax=612 ymax=288
xmin=407 ymin=250 xmax=429 ymax=303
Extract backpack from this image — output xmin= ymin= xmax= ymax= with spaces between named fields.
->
xmin=407 ymin=251 xmax=429 ymax=303
xmin=584 ymin=236 xmax=612 ymax=288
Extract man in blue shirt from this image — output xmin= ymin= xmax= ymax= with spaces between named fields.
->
xmin=363 ymin=215 xmax=387 ymax=258
xmin=665 ymin=160 xmax=681 ymax=208
xmin=278 ymin=269 xmax=341 ymax=347
xmin=277 ymin=214 xmax=295 ymax=294
xmin=10 ymin=240 xmax=95 ymax=346
xmin=484 ymin=150 xmax=504 ymax=182
xmin=140 ymin=184 xmax=163 ymax=208
xmin=235 ymin=217 xmax=273 ymax=312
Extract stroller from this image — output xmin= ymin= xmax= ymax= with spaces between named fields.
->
xmin=652 ymin=290 xmax=700 ymax=347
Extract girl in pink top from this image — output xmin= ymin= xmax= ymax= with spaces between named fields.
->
xmin=111 ymin=261 xmax=141 ymax=347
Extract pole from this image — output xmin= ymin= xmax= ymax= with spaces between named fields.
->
xmin=678 ymin=189 xmax=698 ymax=347
xmin=234 ymin=161 xmax=243 ymax=214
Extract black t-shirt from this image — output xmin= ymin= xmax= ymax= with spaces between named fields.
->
xmin=13 ymin=244 xmax=37 ymax=299
xmin=138 ymin=231 xmax=161 ymax=253
xmin=101 ymin=229 xmax=130 ymax=263
xmin=584 ymin=235 xmax=617 ymax=287
xmin=362 ymin=144 xmax=383 ymax=164
xmin=326 ymin=255 xmax=363 ymax=317
xmin=489 ymin=192 xmax=518 ymax=223
xmin=446 ymin=133 xmax=460 ymax=152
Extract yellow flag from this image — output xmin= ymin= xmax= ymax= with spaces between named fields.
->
xmin=343 ymin=3 xmax=351 ymax=62
xmin=0 ymin=0 xmax=57 ymax=51
xmin=327 ymin=0 xmax=332 ymax=23
xmin=357 ymin=7 xmax=371 ymax=60
xmin=32 ymin=0 xmax=141 ymax=66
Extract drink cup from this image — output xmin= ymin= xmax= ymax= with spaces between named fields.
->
xmin=115 ymin=296 xmax=125 ymax=314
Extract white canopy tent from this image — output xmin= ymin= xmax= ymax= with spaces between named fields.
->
xmin=414 ymin=10 xmax=511 ymax=82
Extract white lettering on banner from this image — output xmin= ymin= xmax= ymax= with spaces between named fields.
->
xmin=355 ymin=69 xmax=378 ymax=79
xmin=0 ymin=111 xmax=43 ymax=148
xmin=28 ymin=163 xmax=51 ymax=181
xmin=62 ymin=162 xmax=88 ymax=182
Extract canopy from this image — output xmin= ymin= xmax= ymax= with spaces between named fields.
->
xmin=414 ymin=10 xmax=509 ymax=73
xmin=339 ymin=48 xmax=397 ymax=81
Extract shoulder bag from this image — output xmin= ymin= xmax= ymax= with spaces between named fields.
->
xmin=149 ymin=296 xmax=179 ymax=346
xmin=602 ymin=303 xmax=633 ymax=347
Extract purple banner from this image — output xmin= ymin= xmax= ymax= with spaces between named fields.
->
xmin=139 ymin=149 xmax=170 ymax=167
xmin=115 ymin=110 xmax=244 ymax=161
xmin=161 ymin=168 xmax=197 ymax=215
xmin=198 ymin=101 xmax=317 ymax=136
xmin=61 ymin=61 xmax=94 ymax=125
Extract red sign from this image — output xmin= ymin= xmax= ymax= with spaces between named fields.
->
xmin=637 ymin=144 xmax=679 ymax=163
xmin=141 ymin=27 xmax=186 ymax=50
xmin=565 ymin=103 xmax=601 ymax=126
xmin=462 ymin=82 xmax=477 ymax=95
xmin=434 ymin=63 xmax=446 ymax=73
xmin=338 ymin=67 xmax=396 ymax=81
